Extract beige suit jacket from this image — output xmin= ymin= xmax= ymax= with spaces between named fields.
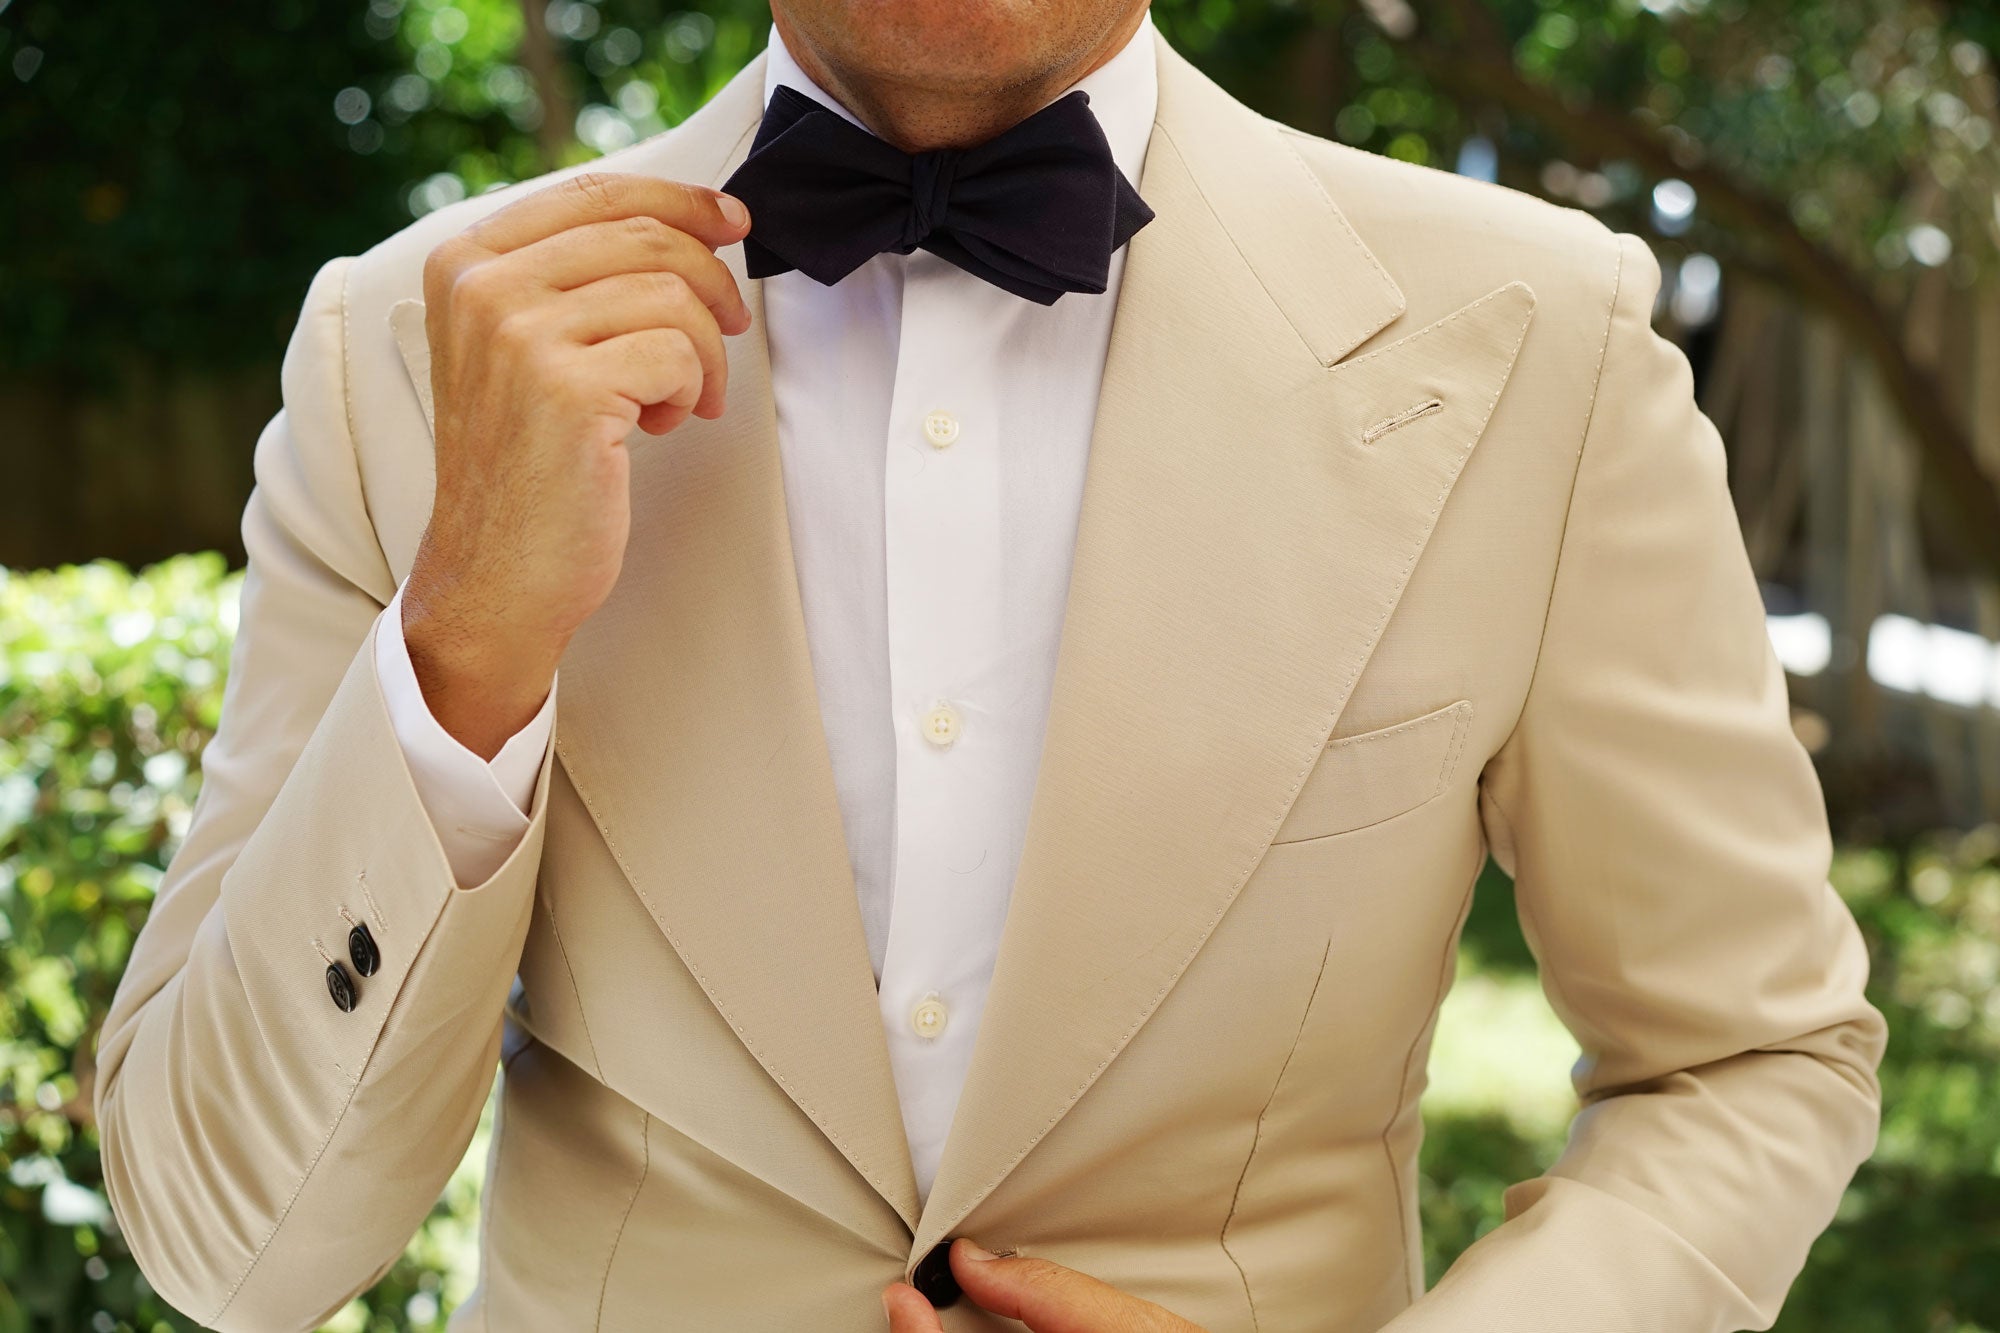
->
xmin=94 ymin=31 xmax=1887 ymax=1333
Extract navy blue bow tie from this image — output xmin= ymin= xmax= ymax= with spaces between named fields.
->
xmin=719 ymin=84 xmax=1154 ymax=305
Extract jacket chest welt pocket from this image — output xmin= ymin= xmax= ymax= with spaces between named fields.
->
xmin=1270 ymin=699 xmax=1474 ymax=845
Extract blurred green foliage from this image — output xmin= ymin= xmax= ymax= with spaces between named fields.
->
xmin=0 ymin=3 xmax=410 ymax=381
xmin=0 ymin=558 xmax=230 ymax=1330
xmin=3 ymin=559 xmax=1996 ymax=1329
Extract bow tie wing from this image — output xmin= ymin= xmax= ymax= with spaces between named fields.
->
xmin=925 ymin=93 xmax=1154 ymax=305
xmin=724 ymin=87 xmax=922 ymax=286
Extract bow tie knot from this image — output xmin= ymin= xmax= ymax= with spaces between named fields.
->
xmin=901 ymin=148 xmax=960 ymax=252
xmin=721 ymin=84 xmax=1154 ymax=305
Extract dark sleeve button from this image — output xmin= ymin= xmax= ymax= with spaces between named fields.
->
xmin=347 ymin=922 xmax=380 ymax=977
xmin=911 ymin=1240 xmax=961 ymax=1309
xmin=326 ymin=961 xmax=358 ymax=1012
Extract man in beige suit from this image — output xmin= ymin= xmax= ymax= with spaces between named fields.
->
xmin=93 ymin=0 xmax=1887 ymax=1329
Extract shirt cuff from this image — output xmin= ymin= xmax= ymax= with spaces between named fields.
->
xmin=375 ymin=581 xmax=557 ymax=887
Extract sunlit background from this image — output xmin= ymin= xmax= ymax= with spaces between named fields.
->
xmin=4 ymin=1 xmax=1999 ymax=1329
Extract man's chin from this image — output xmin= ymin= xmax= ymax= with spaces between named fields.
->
xmin=776 ymin=0 xmax=1122 ymax=100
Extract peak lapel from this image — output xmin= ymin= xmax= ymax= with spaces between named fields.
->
xmin=913 ymin=37 xmax=1537 ymax=1248
xmin=389 ymin=54 xmax=924 ymax=1233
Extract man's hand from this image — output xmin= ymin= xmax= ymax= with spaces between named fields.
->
xmin=882 ymin=1238 xmax=1206 ymax=1332
xmin=402 ymin=171 xmax=754 ymax=758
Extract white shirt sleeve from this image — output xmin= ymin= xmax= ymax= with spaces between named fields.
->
xmin=374 ymin=581 xmax=557 ymax=887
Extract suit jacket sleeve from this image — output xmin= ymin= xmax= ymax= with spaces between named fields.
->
xmin=1380 ymin=231 xmax=1887 ymax=1333
xmin=91 ymin=255 xmax=553 ymax=1332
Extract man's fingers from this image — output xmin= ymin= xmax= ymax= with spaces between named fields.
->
xmin=556 ymin=271 xmax=728 ymax=418
xmin=635 ymin=399 xmax=692 ymax=437
xmin=951 ymin=1250 xmax=1126 ymax=1333
xmin=584 ymin=326 xmax=707 ymax=423
xmin=505 ymin=215 xmax=751 ymax=334
xmin=462 ymin=171 xmax=752 ymax=257
xmin=881 ymin=1282 xmax=945 ymax=1333
xmin=949 ymin=1239 xmax=1200 ymax=1333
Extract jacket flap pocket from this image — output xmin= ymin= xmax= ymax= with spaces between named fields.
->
xmin=1271 ymin=700 xmax=1473 ymax=845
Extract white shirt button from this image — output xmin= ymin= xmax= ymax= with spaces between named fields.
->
xmin=910 ymin=995 xmax=949 ymax=1040
xmin=922 ymin=410 xmax=961 ymax=449
xmin=921 ymin=702 xmax=961 ymax=747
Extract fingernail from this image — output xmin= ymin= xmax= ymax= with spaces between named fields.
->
xmin=717 ymin=193 xmax=749 ymax=229
xmin=960 ymin=1241 xmax=998 ymax=1261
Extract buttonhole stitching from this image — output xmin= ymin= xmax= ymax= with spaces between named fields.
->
xmin=1361 ymin=397 xmax=1444 ymax=445
xmin=356 ymin=867 xmax=387 ymax=931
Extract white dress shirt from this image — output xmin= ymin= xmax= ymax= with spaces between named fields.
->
xmin=375 ymin=12 xmax=1159 ymax=1203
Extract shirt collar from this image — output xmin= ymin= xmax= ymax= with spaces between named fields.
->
xmin=759 ymin=9 xmax=1159 ymax=187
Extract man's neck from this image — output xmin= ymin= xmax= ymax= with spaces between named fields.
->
xmin=766 ymin=6 xmax=1149 ymax=153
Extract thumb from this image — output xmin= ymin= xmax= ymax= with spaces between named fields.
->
xmin=881 ymin=1281 xmax=945 ymax=1333
xmin=947 ymin=1238 xmax=1195 ymax=1333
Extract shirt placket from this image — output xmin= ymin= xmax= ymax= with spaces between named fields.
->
xmin=876 ymin=255 xmax=1012 ymax=1198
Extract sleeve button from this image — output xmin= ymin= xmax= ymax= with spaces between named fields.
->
xmin=347 ymin=922 xmax=380 ymax=977
xmin=326 ymin=961 xmax=359 ymax=1012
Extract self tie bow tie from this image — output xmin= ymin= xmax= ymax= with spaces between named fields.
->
xmin=719 ymin=84 xmax=1155 ymax=305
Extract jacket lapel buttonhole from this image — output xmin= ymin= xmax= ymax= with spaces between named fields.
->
xmin=1360 ymin=396 xmax=1444 ymax=446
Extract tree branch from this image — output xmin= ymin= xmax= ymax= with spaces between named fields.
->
xmin=517 ymin=0 xmax=576 ymax=171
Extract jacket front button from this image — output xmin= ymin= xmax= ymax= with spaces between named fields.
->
xmin=326 ymin=961 xmax=358 ymax=1012
xmin=911 ymin=1240 xmax=961 ymax=1309
xmin=348 ymin=922 xmax=380 ymax=977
